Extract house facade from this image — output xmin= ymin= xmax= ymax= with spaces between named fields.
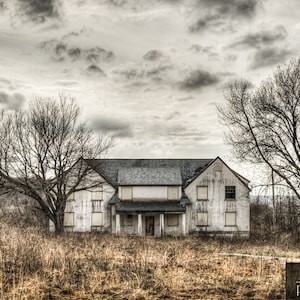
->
xmin=55 ymin=157 xmax=250 ymax=236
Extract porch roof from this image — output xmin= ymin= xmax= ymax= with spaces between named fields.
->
xmin=115 ymin=201 xmax=187 ymax=213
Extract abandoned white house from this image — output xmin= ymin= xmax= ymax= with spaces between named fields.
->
xmin=52 ymin=157 xmax=250 ymax=236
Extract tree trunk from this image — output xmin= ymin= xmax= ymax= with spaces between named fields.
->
xmin=53 ymin=210 xmax=64 ymax=234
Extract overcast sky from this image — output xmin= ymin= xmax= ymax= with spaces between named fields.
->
xmin=0 ymin=0 xmax=299 ymax=179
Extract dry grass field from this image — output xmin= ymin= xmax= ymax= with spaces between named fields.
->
xmin=0 ymin=223 xmax=298 ymax=299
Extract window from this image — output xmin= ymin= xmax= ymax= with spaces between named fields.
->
xmin=121 ymin=214 xmax=133 ymax=226
xmin=91 ymin=189 xmax=103 ymax=200
xmin=197 ymin=201 xmax=208 ymax=212
xmin=168 ymin=186 xmax=179 ymax=200
xmin=121 ymin=187 xmax=133 ymax=200
xmin=225 ymin=212 xmax=236 ymax=226
xmin=197 ymin=212 xmax=208 ymax=226
xmin=64 ymin=212 xmax=74 ymax=227
xmin=91 ymin=212 xmax=103 ymax=226
xmin=167 ymin=214 xmax=179 ymax=226
xmin=92 ymin=200 xmax=102 ymax=212
xmin=225 ymin=186 xmax=236 ymax=199
xmin=197 ymin=186 xmax=208 ymax=200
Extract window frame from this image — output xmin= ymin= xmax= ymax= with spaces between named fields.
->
xmin=166 ymin=214 xmax=179 ymax=226
xmin=225 ymin=212 xmax=237 ymax=227
xmin=121 ymin=186 xmax=133 ymax=200
xmin=225 ymin=186 xmax=236 ymax=200
xmin=168 ymin=186 xmax=179 ymax=200
xmin=197 ymin=186 xmax=208 ymax=200
xmin=197 ymin=212 xmax=209 ymax=227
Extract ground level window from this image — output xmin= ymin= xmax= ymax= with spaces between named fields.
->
xmin=197 ymin=212 xmax=208 ymax=226
xmin=91 ymin=212 xmax=103 ymax=226
xmin=167 ymin=214 xmax=179 ymax=226
xmin=225 ymin=212 xmax=236 ymax=226
xmin=121 ymin=214 xmax=134 ymax=226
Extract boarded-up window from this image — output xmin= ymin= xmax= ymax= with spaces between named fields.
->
xmin=92 ymin=200 xmax=102 ymax=212
xmin=122 ymin=187 xmax=132 ymax=200
xmin=91 ymin=212 xmax=103 ymax=226
xmin=225 ymin=212 xmax=236 ymax=226
xmin=197 ymin=212 xmax=208 ymax=226
xmin=225 ymin=186 xmax=236 ymax=199
xmin=121 ymin=214 xmax=133 ymax=226
xmin=91 ymin=189 xmax=103 ymax=200
xmin=64 ymin=212 xmax=74 ymax=227
xmin=197 ymin=186 xmax=208 ymax=200
xmin=168 ymin=186 xmax=179 ymax=200
xmin=197 ymin=201 xmax=208 ymax=212
xmin=167 ymin=214 xmax=179 ymax=226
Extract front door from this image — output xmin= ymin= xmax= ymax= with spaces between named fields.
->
xmin=145 ymin=216 xmax=155 ymax=236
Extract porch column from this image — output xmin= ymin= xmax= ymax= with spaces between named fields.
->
xmin=182 ymin=213 xmax=186 ymax=235
xmin=116 ymin=214 xmax=120 ymax=235
xmin=160 ymin=213 xmax=164 ymax=236
xmin=137 ymin=213 xmax=142 ymax=236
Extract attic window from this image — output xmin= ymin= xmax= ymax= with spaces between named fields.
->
xmin=225 ymin=186 xmax=236 ymax=199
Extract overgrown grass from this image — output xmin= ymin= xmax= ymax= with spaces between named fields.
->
xmin=0 ymin=223 xmax=296 ymax=299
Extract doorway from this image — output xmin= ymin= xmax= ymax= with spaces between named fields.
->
xmin=145 ymin=216 xmax=155 ymax=236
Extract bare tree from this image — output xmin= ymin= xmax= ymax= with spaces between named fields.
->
xmin=218 ymin=58 xmax=300 ymax=200
xmin=0 ymin=95 xmax=112 ymax=233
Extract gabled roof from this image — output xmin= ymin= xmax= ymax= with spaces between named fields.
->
xmin=184 ymin=157 xmax=251 ymax=190
xmin=118 ymin=167 xmax=182 ymax=186
xmin=85 ymin=159 xmax=213 ymax=188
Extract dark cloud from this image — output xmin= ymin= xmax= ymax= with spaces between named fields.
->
xmin=17 ymin=0 xmax=62 ymax=22
xmin=143 ymin=50 xmax=163 ymax=61
xmin=40 ymin=39 xmax=115 ymax=63
xmin=230 ymin=25 xmax=287 ymax=49
xmin=91 ymin=118 xmax=133 ymax=138
xmin=189 ymin=0 xmax=260 ymax=32
xmin=0 ymin=92 xmax=26 ymax=110
xmin=86 ymin=64 xmax=104 ymax=75
xmin=178 ymin=69 xmax=220 ymax=89
xmin=250 ymin=47 xmax=292 ymax=69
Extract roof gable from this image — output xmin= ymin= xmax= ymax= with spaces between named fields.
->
xmin=184 ymin=157 xmax=251 ymax=190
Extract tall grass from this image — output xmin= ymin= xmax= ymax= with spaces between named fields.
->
xmin=0 ymin=223 xmax=292 ymax=299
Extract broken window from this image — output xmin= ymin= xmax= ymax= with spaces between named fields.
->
xmin=121 ymin=214 xmax=134 ymax=226
xmin=225 ymin=186 xmax=236 ymax=199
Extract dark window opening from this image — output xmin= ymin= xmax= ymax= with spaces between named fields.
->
xmin=225 ymin=186 xmax=236 ymax=199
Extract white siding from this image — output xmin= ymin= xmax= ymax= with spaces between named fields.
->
xmin=119 ymin=186 xmax=181 ymax=200
xmin=184 ymin=158 xmax=250 ymax=235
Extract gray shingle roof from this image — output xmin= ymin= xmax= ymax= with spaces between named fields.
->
xmin=115 ymin=201 xmax=186 ymax=213
xmin=85 ymin=159 xmax=213 ymax=188
xmin=118 ymin=167 xmax=182 ymax=186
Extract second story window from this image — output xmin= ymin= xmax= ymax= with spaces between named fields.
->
xmin=168 ymin=186 xmax=178 ymax=200
xmin=121 ymin=186 xmax=133 ymax=200
xmin=197 ymin=186 xmax=208 ymax=200
xmin=225 ymin=186 xmax=236 ymax=200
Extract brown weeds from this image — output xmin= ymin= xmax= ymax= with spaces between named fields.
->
xmin=0 ymin=224 xmax=291 ymax=299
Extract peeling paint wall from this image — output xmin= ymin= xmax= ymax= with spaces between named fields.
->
xmin=184 ymin=158 xmax=250 ymax=235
